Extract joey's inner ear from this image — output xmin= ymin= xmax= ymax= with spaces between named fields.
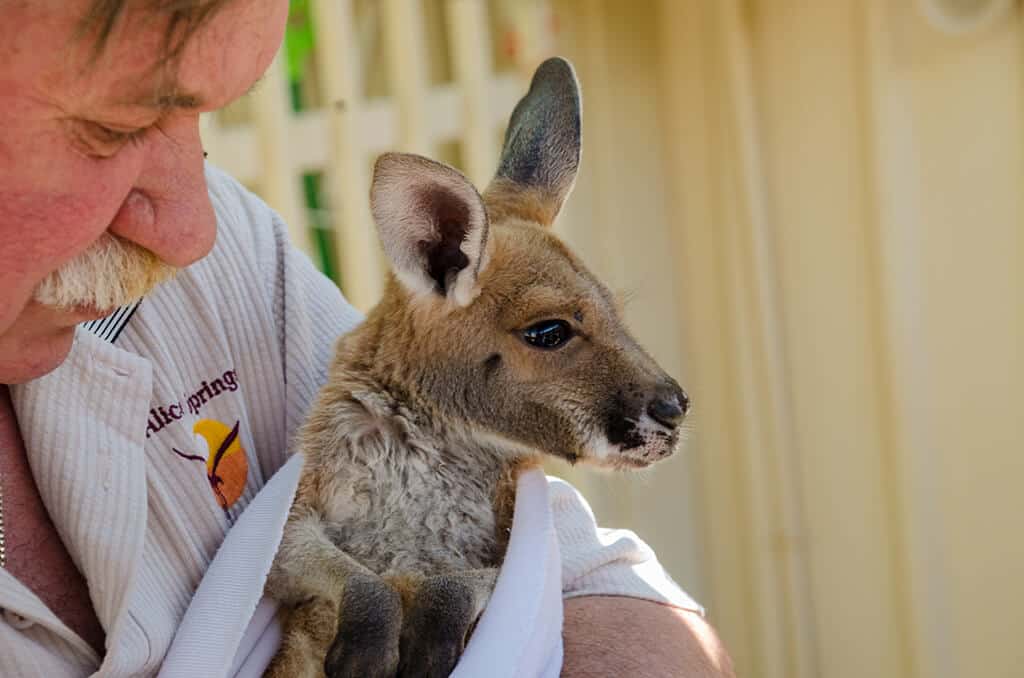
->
xmin=484 ymin=57 xmax=582 ymax=227
xmin=371 ymin=153 xmax=489 ymax=306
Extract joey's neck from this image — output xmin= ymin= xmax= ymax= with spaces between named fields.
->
xmin=339 ymin=312 xmax=421 ymax=395
xmin=331 ymin=303 xmax=538 ymax=466
xmin=325 ymin=370 xmax=533 ymax=471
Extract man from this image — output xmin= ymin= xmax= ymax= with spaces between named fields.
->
xmin=0 ymin=1 xmax=734 ymax=676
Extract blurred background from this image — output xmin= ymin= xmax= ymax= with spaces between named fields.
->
xmin=200 ymin=1 xmax=1023 ymax=676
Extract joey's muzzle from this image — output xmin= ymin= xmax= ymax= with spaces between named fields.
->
xmin=594 ymin=376 xmax=688 ymax=469
xmin=646 ymin=381 xmax=690 ymax=430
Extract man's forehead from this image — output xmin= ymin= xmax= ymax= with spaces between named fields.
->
xmin=87 ymin=33 xmax=263 ymax=115
xmin=87 ymin=1 xmax=281 ymax=115
xmin=1 ymin=0 xmax=284 ymax=119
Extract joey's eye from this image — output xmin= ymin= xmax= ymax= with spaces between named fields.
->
xmin=522 ymin=320 xmax=574 ymax=350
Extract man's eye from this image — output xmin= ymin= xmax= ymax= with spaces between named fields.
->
xmin=90 ymin=123 xmax=147 ymax=148
xmin=522 ymin=320 xmax=574 ymax=350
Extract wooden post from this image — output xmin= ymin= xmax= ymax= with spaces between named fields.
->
xmin=251 ymin=52 xmax=314 ymax=257
xmin=444 ymin=0 xmax=497 ymax=186
xmin=382 ymin=0 xmax=431 ymax=155
xmin=311 ymin=0 xmax=384 ymax=309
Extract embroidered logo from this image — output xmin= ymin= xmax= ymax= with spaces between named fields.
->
xmin=147 ymin=370 xmax=240 ymax=439
xmin=173 ymin=419 xmax=249 ymax=512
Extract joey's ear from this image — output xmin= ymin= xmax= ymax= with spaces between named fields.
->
xmin=371 ymin=153 xmax=490 ymax=306
xmin=484 ymin=57 xmax=581 ymax=227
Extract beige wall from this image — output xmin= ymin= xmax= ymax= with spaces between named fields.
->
xmin=647 ymin=1 xmax=1023 ymax=676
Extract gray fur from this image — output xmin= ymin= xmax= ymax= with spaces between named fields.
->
xmin=301 ymin=385 xmax=510 ymax=576
xmin=496 ymin=57 xmax=581 ymax=203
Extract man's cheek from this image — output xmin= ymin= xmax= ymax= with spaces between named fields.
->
xmin=1 ymin=187 xmax=111 ymax=270
xmin=2 ymin=158 xmax=140 ymax=274
xmin=0 ymin=273 xmax=36 ymax=337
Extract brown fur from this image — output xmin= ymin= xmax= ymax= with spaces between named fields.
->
xmin=264 ymin=58 xmax=688 ymax=678
xmin=483 ymin=178 xmax=562 ymax=227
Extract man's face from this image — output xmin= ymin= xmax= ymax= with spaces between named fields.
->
xmin=0 ymin=0 xmax=289 ymax=383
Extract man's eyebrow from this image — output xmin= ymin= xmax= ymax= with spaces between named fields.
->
xmin=155 ymin=92 xmax=204 ymax=110
xmin=115 ymin=86 xmax=205 ymax=112
xmin=115 ymin=75 xmax=263 ymax=113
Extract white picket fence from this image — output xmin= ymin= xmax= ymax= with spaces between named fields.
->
xmin=200 ymin=0 xmax=557 ymax=310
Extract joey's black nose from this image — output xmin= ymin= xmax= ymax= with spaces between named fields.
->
xmin=646 ymin=384 xmax=689 ymax=429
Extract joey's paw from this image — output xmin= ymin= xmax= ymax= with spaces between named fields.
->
xmin=324 ymin=574 xmax=403 ymax=678
xmin=397 ymin=576 xmax=482 ymax=678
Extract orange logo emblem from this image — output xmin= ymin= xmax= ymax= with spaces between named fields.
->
xmin=173 ymin=419 xmax=249 ymax=512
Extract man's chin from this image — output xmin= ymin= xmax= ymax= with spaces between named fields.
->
xmin=0 ymin=325 xmax=76 ymax=384
xmin=0 ymin=300 xmax=112 ymax=384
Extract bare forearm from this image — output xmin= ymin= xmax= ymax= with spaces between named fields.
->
xmin=561 ymin=596 xmax=735 ymax=678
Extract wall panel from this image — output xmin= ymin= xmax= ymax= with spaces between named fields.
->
xmin=657 ymin=0 xmax=1023 ymax=676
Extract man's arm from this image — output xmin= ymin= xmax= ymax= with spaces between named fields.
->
xmin=562 ymin=597 xmax=735 ymax=678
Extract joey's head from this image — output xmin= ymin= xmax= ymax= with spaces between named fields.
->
xmin=367 ymin=58 xmax=688 ymax=471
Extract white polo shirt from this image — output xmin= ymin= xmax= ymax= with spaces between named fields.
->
xmin=1 ymin=166 xmax=700 ymax=677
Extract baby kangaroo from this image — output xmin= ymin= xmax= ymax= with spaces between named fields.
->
xmin=265 ymin=57 xmax=689 ymax=678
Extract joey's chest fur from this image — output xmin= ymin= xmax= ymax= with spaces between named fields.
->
xmin=302 ymin=387 xmax=522 ymax=575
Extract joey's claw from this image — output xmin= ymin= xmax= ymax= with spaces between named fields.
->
xmin=397 ymin=577 xmax=481 ymax=678
xmin=324 ymin=574 xmax=403 ymax=678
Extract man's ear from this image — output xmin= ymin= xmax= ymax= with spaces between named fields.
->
xmin=370 ymin=153 xmax=490 ymax=307
xmin=484 ymin=57 xmax=582 ymax=227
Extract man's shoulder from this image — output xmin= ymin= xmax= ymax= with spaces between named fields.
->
xmin=203 ymin=163 xmax=284 ymax=266
xmin=204 ymin=164 xmax=273 ymax=227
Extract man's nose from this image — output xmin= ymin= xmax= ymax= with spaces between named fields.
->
xmin=107 ymin=114 xmax=217 ymax=269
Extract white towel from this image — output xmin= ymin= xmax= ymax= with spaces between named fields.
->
xmin=159 ymin=459 xmax=563 ymax=678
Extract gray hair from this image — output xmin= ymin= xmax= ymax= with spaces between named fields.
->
xmin=77 ymin=0 xmax=236 ymax=64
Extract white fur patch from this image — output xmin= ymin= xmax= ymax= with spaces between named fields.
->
xmin=582 ymin=414 xmax=679 ymax=468
xmin=370 ymin=153 xmax=490 ymax=308
xmin=632 ymin=413 xmax=677 ymax=459
xmin=584 ymin=431 xmax=618 ymax=461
